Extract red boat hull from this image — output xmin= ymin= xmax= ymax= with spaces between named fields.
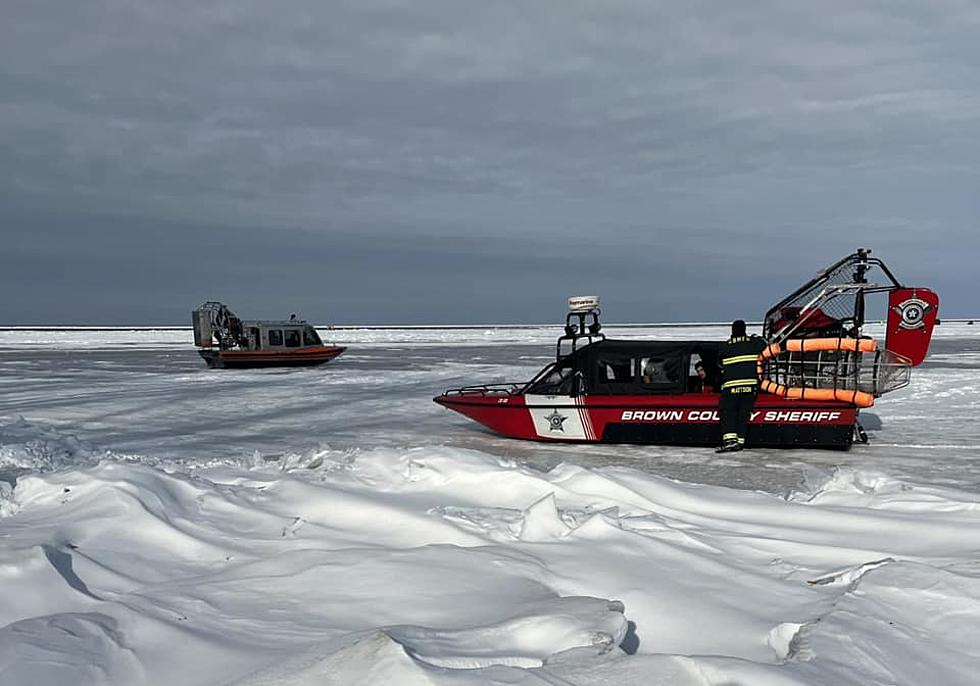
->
xmin=199 ymin=346 xmax=346 ymax=369
xmin=434 ymin=391 xmax=858 ymax=448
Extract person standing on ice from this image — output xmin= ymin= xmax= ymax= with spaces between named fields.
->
xmin=716 ymin=320 xmax=766 ymax=453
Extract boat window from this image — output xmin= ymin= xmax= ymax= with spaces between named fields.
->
xmin=284 ymin=329 xmax=301 ymax=347
xmin=268 ymin=329 xmax=283 ymax=346
xmin=640 ymin=357 xmax=681 ymax=388
xmin=599 ymin=358 xmax=634 ymax=384
xmin=690 ymin=348 xmax=721 ymax=392
xmin=528 ymin=362 xmax=577 ymax=395
xmin=303 ymin=327 xmax=322 ymax=346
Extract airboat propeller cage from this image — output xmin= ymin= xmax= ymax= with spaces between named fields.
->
xmin=192 ymin=301 xmax=243 ymax=349
xmin=758 ymin=248 xmax=939 ymax=404
xmin=763 ymin=248 xmax=939 ymax=367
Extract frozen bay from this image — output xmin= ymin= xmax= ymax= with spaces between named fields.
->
xmin=1 ymin=324 xmax=979 ymax=685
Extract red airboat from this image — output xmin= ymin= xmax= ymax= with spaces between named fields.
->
xmin=435 ymin=250 xmax=938 ymax=449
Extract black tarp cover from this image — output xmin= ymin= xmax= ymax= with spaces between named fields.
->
xmin=564 ymin=339 xmax=723 ymax=395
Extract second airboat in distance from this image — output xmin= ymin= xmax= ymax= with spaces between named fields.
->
xmin=434 ymin=249 xmax=940 ymax=449
xmin=191 ymin=302 xmax=346 ymax=369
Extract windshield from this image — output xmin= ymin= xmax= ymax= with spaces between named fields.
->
xmin=527 ymin=361 xmax=576 ymax=395
xmin=303 ymin=326 xmax=322 ymax=346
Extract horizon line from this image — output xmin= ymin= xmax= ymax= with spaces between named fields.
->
xmin=1 ymin=318 xmax=975 ymax=332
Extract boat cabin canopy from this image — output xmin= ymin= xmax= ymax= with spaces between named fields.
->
xmin=239 ymin=321 xmax=323 ymax=350
xmin=526 ymin=339 xmax=723 ymax=396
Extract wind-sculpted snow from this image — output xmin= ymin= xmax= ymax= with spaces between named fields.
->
xmin=1 ymin=444 xmax=979 ymax=684
xmin=2 ymin=326 xmax=980 ymax=684
xmin=0 ymin=416 xmax=103 ymax=474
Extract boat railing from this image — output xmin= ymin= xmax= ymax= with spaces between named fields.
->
xmin=441 ymin=383 xmax=527 ymax=398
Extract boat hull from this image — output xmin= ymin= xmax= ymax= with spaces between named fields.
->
xmin=199 ymin=346 xmax=346 ymax=369
xmin=434 ymin=391 xmax=857 ymax=448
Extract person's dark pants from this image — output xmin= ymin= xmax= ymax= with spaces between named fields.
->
xmin=719 ymin=388 xmax=758 ymax=445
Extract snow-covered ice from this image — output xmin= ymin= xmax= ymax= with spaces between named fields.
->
xmin=1 ymin=324 xmax=979 ymax=685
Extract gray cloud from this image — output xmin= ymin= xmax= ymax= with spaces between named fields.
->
xmin=2 ymin=208 xmax=968 ymax=325
xmin=1 ymin=1 xmax=978 ymax=321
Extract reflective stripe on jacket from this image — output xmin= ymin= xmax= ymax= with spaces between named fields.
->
xmin=720 ymin=335 xmax=767 ymax=393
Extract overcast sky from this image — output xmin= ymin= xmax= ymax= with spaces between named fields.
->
xmin=2 ymin=1 xmax=978 ymax=324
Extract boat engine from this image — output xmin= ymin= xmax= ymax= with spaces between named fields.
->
xmin=759 ymin=249 xmax=939 ymax=407
xmin=192 ymin=301 xmax=244 ymax=350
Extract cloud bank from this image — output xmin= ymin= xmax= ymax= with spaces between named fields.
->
xmin=2 ymin=1 xmax=977 ymax=321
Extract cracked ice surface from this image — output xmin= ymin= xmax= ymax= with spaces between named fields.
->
xmin=1 ymin=325 xmax=979 ymax=685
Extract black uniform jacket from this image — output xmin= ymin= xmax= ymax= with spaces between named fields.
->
xmin=719 ymin=335 xmax=767 ymax=394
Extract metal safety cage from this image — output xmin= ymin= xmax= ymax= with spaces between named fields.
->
xmin=763 ymin=248 xmax=903 ymax=344
xmin=192 ymin=301 xmax=244 ymax=350
xmin=760 ymin=348 xmax=911 ymax=398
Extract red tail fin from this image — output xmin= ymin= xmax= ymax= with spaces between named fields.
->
xmin=885 ymin=288 xmax=939 ymax=366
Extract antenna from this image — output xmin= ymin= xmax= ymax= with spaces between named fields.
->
xmin=558 ymin=296 xmax=604 ymax=358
